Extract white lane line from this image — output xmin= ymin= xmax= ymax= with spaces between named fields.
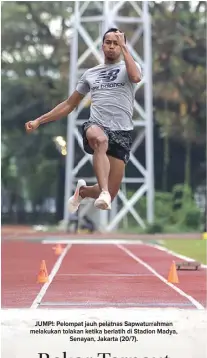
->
xmin=57 ymin=273 xmax=153 ymax=277
xmin=40 ymin=301 xmax=193 ymax=307
xmin=117 ymin=244 xmax=205 ymax=310
xmin=42 ymin=239 xmax=142 ymax=245
xmin=145 ymin=242 xmax=207 ymax=269
xmin=30 ymin=244 xmax=71 ymax=309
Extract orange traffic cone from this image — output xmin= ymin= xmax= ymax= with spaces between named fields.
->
xmin=167 ymin=261 xmax=179 ymax=284
xmin=37 ymin=260 xmax=49 ymax=283
xmin=53 ymin=243 xmax=63 ymax=255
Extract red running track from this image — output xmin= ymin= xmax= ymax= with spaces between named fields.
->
xmin=1 ymin=241 xmax=58 ymax=308
xmin=1 ymin=241 xmax=206 ymax=309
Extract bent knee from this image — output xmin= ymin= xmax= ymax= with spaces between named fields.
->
xmin=96 ymin=135 xmax=108 ymax=146
xmin=91 ymin=135 xmax=108 ymax=151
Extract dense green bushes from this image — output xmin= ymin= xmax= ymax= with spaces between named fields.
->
xmin=122 ymin=184 xmax=203 ymax=233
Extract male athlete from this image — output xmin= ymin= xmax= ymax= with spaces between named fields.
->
xmin=25 ymin=28 xmax=142 ymax=212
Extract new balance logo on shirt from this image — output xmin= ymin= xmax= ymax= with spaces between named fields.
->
xmin=76 ymin=60 xmax=142 ymax=131
xmin=92 ymin=68 xmax=124 ymax=90
xmin=95 ymin=69 xmax=120 ymax=83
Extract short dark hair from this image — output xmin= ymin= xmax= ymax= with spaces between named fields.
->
xmin=102 ymin=28 xmax=126 ymax=43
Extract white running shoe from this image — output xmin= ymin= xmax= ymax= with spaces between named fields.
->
xmin=94 ymin=190 xmax=111 ymax=210
xmin=68 ymin=179 xmax=86 ymax=213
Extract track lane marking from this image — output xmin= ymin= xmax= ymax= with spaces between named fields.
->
xmin=42 ymin=239 xmax=142 ymax=244
xmin=57 ymin=273 xmax=154 ymax=277
xmin=117 ymin=244 xmax=205 ymax=310
xmin=30 ymin=244 xmax=71 ymax=309
xmin=39 ymin=302 xmax=194 ymax=307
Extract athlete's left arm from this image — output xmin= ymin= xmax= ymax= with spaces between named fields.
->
xmin=115 ymin=31 xmax=141 ymax=83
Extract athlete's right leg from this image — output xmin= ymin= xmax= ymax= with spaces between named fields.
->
xmin=86 ymin=125 xmax=110 ymax=193
xmin=68 ymin=155 xmax=125 ymax=213
xmin=68 ymin=124 xmax=111 ymax=213
xmin=79 ymin=155 xmax=125 ymax=202
xmin=85 ymin=125 xmax=111 ymax=209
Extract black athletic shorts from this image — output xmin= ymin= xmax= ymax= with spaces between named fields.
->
xmin=82 ymin=121 xmax=133 ymax=164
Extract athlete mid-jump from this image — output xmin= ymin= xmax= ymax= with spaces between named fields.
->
xmin=25 ymin=28 xmax=142 ymax=212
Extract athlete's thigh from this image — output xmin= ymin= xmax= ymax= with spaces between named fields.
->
xmin=108 ymin=155 xmax=125 ymax=199
xmin=86 ymin=124 xmax=108 ymax=150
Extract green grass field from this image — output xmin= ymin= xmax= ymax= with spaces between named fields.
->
xmin=162 ymin=239 xmax=207 ymax=264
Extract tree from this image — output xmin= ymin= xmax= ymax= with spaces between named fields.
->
xmin=1 ymin=1 xmax=73 ymax=217
xmin=1 ymin=1 xmax=206 ymax=223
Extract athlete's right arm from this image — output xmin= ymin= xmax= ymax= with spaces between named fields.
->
xmin=25 ymin=90 xmax=84 ymax=133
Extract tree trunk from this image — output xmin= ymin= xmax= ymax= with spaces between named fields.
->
xmin=162 ymin=101 xmax=170 ymax=191
xmin=184 ymin=139 xmax=191 ymax=186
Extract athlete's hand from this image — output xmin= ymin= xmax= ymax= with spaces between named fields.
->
xmin=25 ymin=119 xmax=40 ymax=133
xmin=115 ymin=30 xmax=126 ymax=48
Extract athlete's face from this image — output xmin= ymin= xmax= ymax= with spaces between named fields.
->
xmin=102 ymin=32 xmax=122 ymax=62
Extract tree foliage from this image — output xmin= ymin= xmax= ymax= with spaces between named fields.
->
xmin=150 ymin=1 xmax=206 ymax=145
xmin=1 ymin=1 xmax=206 ymax=220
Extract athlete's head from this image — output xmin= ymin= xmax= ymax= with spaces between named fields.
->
xmin=102 ymin=28 xmax=126 ymax=62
